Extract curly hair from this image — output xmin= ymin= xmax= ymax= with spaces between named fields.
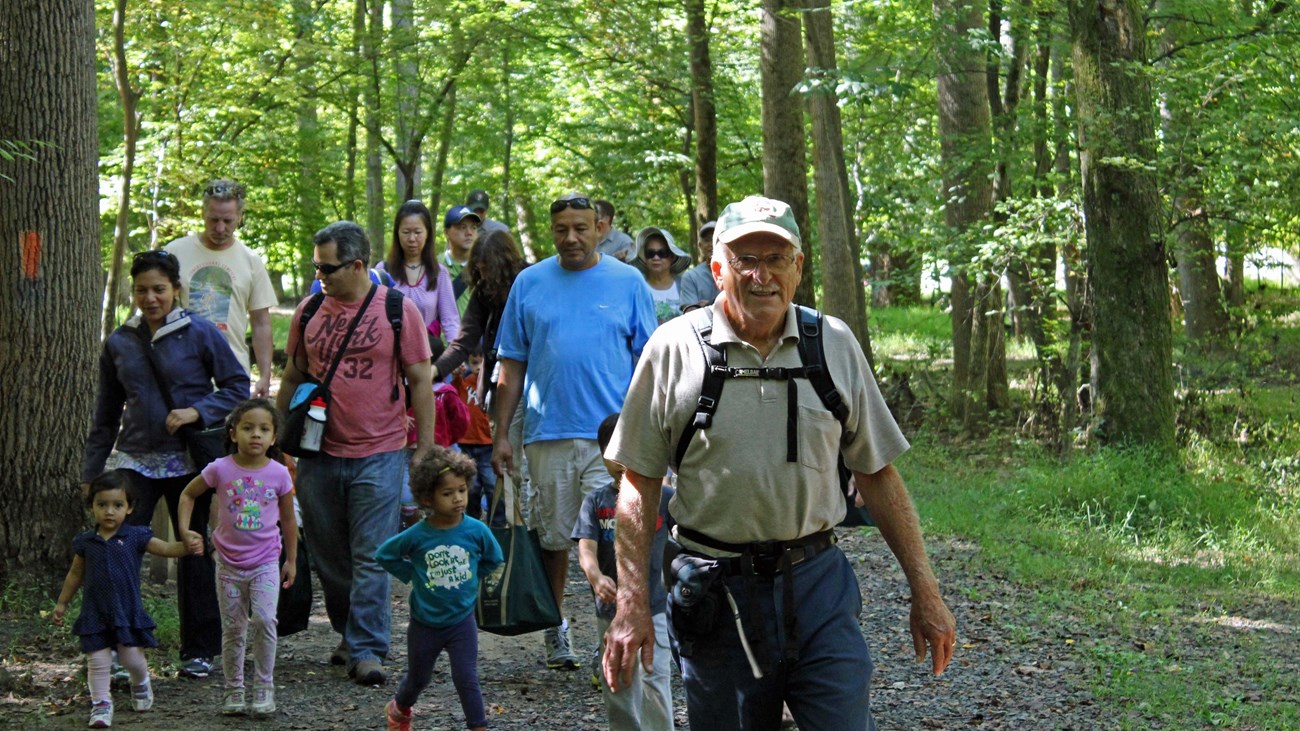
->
xmin=466 ymin=229 xmax=525 ymax=307
xmin=409 ymin=445 xmax=477 ymax=508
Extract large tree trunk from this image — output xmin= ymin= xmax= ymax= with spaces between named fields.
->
xmin=803 ymin=0 xmax=873 ymax=364
xmin=934 ymin=0 xmax=996 ymax=429
xmin=687 ymin=0 xmax=718 ymax=246
xmin=103 ymin=0 xmax=140 ymax=340
xmin=392 ymin=0 xmax=420 ymax=203
xmin=760 ymin=0 xmax=814 ymax=307
xmin=363 ymin=0 xmax=386 ymax=252
xmin=0 ymin=0 xmax=101 ymax=575
xmin=1070 ymin=0 xmax=1175 ymax=449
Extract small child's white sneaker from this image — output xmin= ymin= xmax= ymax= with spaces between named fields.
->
xmin=88 ymin=700 xmax=113 ymax=728
xmin=251 ymin=684 xmax=276 ymax=717
xmin=131 ymin=679 xmax=153 ymax=711
xmin=222 ymin=688 xmax=246 ymax=716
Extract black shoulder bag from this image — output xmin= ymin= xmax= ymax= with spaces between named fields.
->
xmin=133 ymin=323 xmax=229 ymax=471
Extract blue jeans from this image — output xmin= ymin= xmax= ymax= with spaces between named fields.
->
xmin=395 ymin=614 xmax=486 ymax=727
xmin=673 ymin=546 xmax=874 ymax=731
xmin=460 ymin=443 xmax=502 ymax=526
xmin=297 ymin=449 xmax=404 ymax=667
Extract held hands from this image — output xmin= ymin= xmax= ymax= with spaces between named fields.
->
xmin=180 ymin=529 xmax=205 ymax=556
xmin=164 ymin=407 xmax=201 ymax=434
xmin=911 ymin=591 xmax=958 ymax=676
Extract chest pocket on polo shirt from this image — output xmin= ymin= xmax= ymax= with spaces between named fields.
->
xmin=797 ymin=405 xmax=842 ymax=472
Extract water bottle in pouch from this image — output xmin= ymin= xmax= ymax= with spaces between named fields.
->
xmin=301 ymin=397 xmax=327 ymax=452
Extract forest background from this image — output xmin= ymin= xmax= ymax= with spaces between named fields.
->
xmin=1 ymin=0 xmax=1298 ymax=727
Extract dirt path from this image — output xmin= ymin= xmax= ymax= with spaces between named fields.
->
xmin=3 ymin=530 xmax=1292 ymax=729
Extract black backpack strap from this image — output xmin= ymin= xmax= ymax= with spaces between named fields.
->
xmin=673 ymin=308 xmax=726 ymax=469
xmin=794 ymin=305 xmax=849 ymax=431
xmin=385 ymin=287 xmax=406 ymax=403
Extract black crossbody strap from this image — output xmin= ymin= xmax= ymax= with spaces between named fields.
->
xmin=134 ymin=325 xmax=179 ymax=413
xmin=318 ymin=284 xmax=379 ymax=394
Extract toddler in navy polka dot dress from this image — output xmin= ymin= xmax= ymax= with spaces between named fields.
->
xmin=53 ymin=470 xmax=204 ymax=728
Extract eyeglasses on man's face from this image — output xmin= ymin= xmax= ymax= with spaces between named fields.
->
xmin=312 ymin=259 xmax=357 ymax=276
xmin=727 ymin=253 xmax=796 ymax=274
xmin=550 ymin=197 xmax=593 ymax=215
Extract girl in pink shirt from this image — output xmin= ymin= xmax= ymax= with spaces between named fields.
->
xmin=179 ymin=399 xmax=298 ymax=718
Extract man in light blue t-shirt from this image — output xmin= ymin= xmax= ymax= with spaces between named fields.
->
xmin=492 ymin=192 xmax=657 ymax=671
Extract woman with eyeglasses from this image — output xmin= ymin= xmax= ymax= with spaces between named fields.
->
xmin=80 ymin=249 xmax=250 ymax=681
xmin=631 ymin=227 xmax=693 ymax=324
xmin=376 ymin=200 xmax=462 ymax=343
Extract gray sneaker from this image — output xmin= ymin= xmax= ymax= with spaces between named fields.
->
xmin=250 ymin=685 xmax=276 ymax=717
xmin=222 ymin=688 xmax=246 ymax=716
xmin=544 ymin=620 xmax=580 ymax=670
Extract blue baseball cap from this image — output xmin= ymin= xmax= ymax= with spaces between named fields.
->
xmin=444 ymin=205 xmax=482 ymax=229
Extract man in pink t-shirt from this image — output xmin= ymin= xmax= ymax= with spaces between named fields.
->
xmin=277 ymin=221 xmax=435 ymax=687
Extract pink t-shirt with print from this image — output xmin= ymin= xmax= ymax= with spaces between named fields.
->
xmin=287 ymin=286 xmax=433 ymax=458
xmin=202 ymin=455 xmax=294 ymax=569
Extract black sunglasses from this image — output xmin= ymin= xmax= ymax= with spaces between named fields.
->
xmin=133 ymin=249 xmax=175 ymax=262
xmin=644 ymin=248 xmax=674 ymax=260
xmin=550 ymin=197 xmax=594 ymax=215
xmin=204 ymin=184 xmax=244 ymax=199
xmin=312 ymin=259 xmax=357 ymax=275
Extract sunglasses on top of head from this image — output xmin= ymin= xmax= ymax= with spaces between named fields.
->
xmin=549 ymin=197 xmax=593 ymax=215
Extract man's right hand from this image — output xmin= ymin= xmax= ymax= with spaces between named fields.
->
xmin=602 ymin=602 xmax=655 ymax=693
xmin=491 ymin=438 xmax=514 ymax=478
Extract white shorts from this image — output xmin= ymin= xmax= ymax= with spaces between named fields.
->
xmin=523 ymin=438 xmax=607 ymax=551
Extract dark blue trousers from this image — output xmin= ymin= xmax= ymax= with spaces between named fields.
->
xmin=672 ymin=546 xmax=876 ymax=731
xmin=395 ymin=613 xmax=486 ymax=728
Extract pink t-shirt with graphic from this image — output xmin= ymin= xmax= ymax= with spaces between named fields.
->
xmin=287 ymin=286 xmax=433 ymax=457
xmin=202 ymin=456 xmax=294 ymax=569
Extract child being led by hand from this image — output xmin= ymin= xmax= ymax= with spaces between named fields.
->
xmin=377 ymin=445 xmax=504 ymax=731
xmin=53 ymin=469 xmax=205 ymax=729
xmin=178 ymin=398 xmax=297 ymax=718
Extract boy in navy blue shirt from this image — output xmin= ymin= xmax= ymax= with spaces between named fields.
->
xmin=572 ymin=413 xmax=675 ymax=730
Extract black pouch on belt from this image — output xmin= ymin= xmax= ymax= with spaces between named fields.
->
xmin=665 ymin=549 xmax=727 ymax=656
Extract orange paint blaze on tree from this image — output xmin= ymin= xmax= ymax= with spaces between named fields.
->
xmin=22 ymin=231 xmax=41 ymax=280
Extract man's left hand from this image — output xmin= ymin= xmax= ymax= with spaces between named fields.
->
xmin=253 ymin=375 xmax=271 ymax=399
xmin=911 ymin=591 xmax=957 ymax=675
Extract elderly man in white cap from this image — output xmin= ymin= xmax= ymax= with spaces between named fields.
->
xmin=602 ymin=195 xmax=957 ymax=731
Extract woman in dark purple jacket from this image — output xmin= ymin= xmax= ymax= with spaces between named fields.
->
xmin=81 ymin=250 xmax=249 ymax=679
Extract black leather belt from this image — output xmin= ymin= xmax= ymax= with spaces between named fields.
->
xmin=677 ymin=528 xmax=836 ymax=577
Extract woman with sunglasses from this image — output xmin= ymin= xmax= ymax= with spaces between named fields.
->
xmin=632 ymin=226 xmax=693 ymax=324
xmin=81 ymin=249 xmax=250 ymax=681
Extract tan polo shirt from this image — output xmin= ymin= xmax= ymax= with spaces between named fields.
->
xmin=608 ymin=300 xmax=909 ymax=550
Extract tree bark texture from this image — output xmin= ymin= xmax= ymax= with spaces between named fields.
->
xmin=933 ymin=0 xmax=996 ymax=428
xmin=1070 ymin=0 xmax=1175 ymax=449
xmin=392 ymin=0 xmax=421 ymax=203
xmin=760 ymin=0 xmax=814 ymax=307
xmin=429 ymin=81 xmax=457 ymax=224
xmin=803 ymin=0 xmax=874 ymax=365
xmin=687 ymin=0 xmax=718 ymax=246
xmin=0 ymin=0 xmax=101 ymax=575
